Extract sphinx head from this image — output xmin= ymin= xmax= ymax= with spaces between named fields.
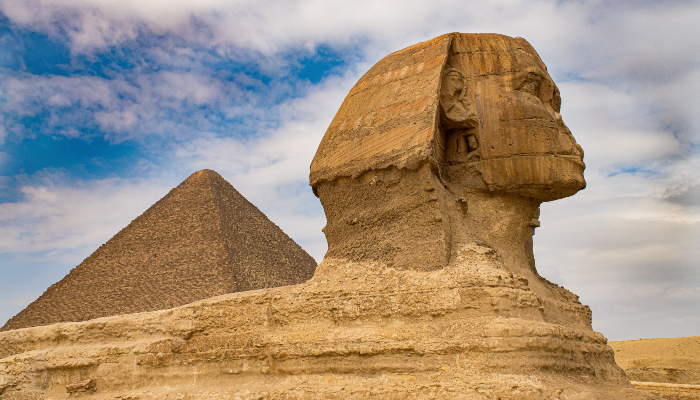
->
xmin=310 ymin=33 xmax=585 ymax=271
xmin=437 ymin=34 xmax=585 ymax=200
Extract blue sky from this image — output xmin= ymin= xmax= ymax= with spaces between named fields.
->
xmin=0 ymin=0 xmax=698 ymax=341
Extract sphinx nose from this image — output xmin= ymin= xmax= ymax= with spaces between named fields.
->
xmin=554 ymin=113 xmax=581 ymax=157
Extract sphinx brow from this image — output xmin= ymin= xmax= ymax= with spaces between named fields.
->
xmin=518 ymin=68 xmax=558 ymax=99
xmin=523 ymin=68 xmax=547 ymax=81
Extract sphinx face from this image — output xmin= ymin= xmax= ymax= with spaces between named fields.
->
xmin=479 ymin=66 xmax=585 ymax=200
xmin=442 ymin=58 xmax=586 ymax=201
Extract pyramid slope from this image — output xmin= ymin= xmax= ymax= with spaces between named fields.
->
xmin=1 ymin=170 xmax=317 ymax=332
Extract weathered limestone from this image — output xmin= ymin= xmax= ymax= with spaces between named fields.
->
xmin=0 ymin=33 xmax=656 ymax=399
xmin=0 ymin=244 xmax=651 ymax=399
xmin=1 ymin=170 xmax=317 ymax=332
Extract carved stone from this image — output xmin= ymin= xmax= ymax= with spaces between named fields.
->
xmin=0 ymin=33 xmax=655 ymax=399
xmin=310 ymin=33 xmax=584 ymax=275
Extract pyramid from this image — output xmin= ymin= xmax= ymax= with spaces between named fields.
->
xmin=1 ymin=169 xmax=317 ymax=332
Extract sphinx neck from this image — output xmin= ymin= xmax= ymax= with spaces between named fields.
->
xmin=450 ymin=191 xmax=553 ymax=295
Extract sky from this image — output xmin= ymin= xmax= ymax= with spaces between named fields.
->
xmin=0 ymin=0 xmax=698 ymax=341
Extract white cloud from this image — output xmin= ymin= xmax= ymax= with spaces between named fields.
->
xmin=0 ymin=69 xmax=265 ymax=141
xmin=0 ymin=0 xmax=679 ymax=59
xmin=0 ymin=174 xmax=171 ymax=254
xmin=560 ymin=81 xmax=682 ymax=167
xmin=0 ymin=70 xmax=357 ymax=261
xmin=3 ymin=0 xmax=697 ymax=150
xmin=534 ymin=160 xmax=700 ymax=340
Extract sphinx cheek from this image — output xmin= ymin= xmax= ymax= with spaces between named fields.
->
xmin=482 ymin=97 xmax=559 ymax=158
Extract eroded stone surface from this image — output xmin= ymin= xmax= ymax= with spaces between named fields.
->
xmin=0 ymin=244 xmax=652 ymax=399
xmin=65 ymin=379 xmax=97 ymax=395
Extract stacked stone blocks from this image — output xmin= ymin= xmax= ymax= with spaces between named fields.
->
xmin=1 ymin=169 xmax=317 ymax=332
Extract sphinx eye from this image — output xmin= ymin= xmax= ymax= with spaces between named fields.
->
xmin=518 ymin=73 xmax=542 ymax=96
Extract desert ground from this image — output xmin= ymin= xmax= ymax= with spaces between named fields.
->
xmin=609 ymin=336 xmax=700 ymax=399
xmin=610 ymin=335 xmax=700 ymax=385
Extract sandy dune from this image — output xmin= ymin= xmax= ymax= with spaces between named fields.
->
xmin=610 ymin=336 xmax=700 ymax=384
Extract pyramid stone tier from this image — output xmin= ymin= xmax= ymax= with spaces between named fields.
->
xmin=0 ymin=170 xmax=317 ymax=332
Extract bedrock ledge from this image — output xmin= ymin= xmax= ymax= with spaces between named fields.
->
xmin=0 ymin=244 xmax=654 ymax=400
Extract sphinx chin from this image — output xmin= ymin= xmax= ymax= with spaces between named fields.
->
xmin=480 ymin=154 xmax=586 ymax=201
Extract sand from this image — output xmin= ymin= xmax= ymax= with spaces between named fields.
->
xmin=610 ymin=336 xmax=700 ymax=385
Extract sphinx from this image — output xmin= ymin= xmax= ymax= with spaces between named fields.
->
xmin=0 ymin=33 xmax=654 ymax=399
xmin=311 ymin=33 xmax=583 ymax=280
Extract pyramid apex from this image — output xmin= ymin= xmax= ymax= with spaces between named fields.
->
xmin=190 ymin=169 xmax=222 ymax=178
xmin=182 ymin=169 xmax=224 ymax=184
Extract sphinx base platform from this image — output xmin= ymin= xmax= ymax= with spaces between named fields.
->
xmin=0 ymin=244 xmax=656 ymax=399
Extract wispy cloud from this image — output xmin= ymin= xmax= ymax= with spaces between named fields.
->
xmin=1 ymin=68 xmax=279 ymax=143
xmin=665 ymin=184 xmax=700 ymax=208
xmin=0 ymin=172 xmax=171 ymax=253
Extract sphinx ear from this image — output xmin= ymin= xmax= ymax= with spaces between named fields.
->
xmin=439 ymin=69 xmax=475 ymax=127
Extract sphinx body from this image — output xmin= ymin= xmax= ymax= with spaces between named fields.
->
xmin=0 ymin=34 xmax=654 ymax=399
